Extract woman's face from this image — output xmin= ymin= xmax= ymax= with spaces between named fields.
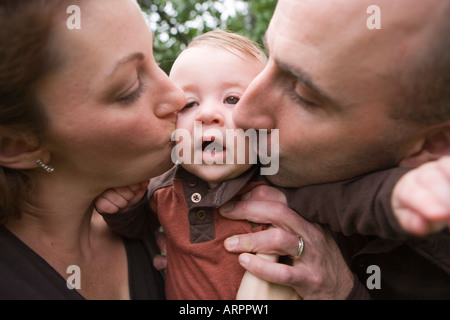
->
xmin=37 ymin=0 xmax=185 ymax=189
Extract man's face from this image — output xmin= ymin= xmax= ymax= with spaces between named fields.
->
xmin=233 ymin=0 xmax=442 ymax=187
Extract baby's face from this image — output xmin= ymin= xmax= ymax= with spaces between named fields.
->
xmin=169 ymin=45 xmax=265 ymax=188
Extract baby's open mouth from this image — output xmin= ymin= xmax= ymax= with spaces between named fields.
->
xmin=200 ymin=136 xmax=226 ymax=163
xmin=202 ymin=137 xmax=225 ymax=153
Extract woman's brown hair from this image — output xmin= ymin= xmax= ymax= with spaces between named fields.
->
xmin=0 ymin=0 xmax=63 ymax=223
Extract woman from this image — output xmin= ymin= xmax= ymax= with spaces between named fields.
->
xmin=0 ymin=0 xmax=185 ymax=299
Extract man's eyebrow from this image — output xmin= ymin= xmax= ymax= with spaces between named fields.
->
xmin=109 ymin=52 xmax=145 ymax=76
xmin=276 ymin=60 xmax=337 ymax=106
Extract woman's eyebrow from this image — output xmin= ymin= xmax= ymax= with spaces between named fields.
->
xmin=108 ymin=52 xmax=145 ymax=76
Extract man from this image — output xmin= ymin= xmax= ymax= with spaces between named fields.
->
xmin=220 ymin=0 xmax=450 ymax=299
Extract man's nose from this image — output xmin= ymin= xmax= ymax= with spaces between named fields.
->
xmin=233 ymin=64 xmax=277 ymax=130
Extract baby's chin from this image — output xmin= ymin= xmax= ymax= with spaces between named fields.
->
xmin=182 ymin=163 xmax=253 ymax=186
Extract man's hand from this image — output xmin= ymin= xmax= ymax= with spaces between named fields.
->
xmin=220 ymin=185 xmax=355 ymax=299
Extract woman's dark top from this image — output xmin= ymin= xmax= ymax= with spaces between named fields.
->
xmin=0 ymin=225 xmax=165 ymax=300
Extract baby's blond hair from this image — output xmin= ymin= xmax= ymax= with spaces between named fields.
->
xmin=187 ymin=29 xmax=267 ymax=65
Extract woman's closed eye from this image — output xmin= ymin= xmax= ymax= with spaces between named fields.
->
xmin=118 ymin=82 xmax=145 ymax=105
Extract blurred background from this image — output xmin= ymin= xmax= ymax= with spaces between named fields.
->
xmin=138 ymin=0 xmax=276 ymax=73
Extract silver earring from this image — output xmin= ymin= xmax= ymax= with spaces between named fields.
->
xmin=36 ymin=159 xmax=55 ymax=173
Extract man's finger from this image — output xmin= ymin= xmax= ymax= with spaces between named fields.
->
xmin=242 ymin=185 xmax=287 ymax=203
xmin=224 ymin=228 xmax=301 ymax=258
xmin=237 ymin=253 xmax=305 ymax=291
xmin=153 ymin=255 xmax=167 ymax=271
xmin=220 ymin=199 xmax=306 ymax=234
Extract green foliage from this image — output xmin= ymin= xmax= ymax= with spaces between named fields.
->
xmin=138 ymin=0 xmax=276 ymax=73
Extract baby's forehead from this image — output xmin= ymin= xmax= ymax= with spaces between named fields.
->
xmin=180 ymin=42 xmax=265 ymax=65
xmin=170 ymin=44 xmax=264 ymax=80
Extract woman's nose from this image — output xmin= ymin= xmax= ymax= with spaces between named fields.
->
xmin=154 ymin=69 xmax=186 ymax=118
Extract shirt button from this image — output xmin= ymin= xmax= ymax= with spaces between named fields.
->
xmin=196 ymin=210 xmax=207 ymax=221
xmin=187 ymin=178 xmax=198 ymax=187
xmin=191 ymin=192 xmax=202 ymax=203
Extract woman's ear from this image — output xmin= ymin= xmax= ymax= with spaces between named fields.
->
xmin=0 ymin=128 xmax=47 ymax=170
xmin=400 ymin=122 xmax=450 ymax=168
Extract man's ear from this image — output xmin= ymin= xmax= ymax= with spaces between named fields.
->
xmin=0 ymin=128 xmax=48 ymax=170
xmin=400 ymin=122 xmax=450 ymax=168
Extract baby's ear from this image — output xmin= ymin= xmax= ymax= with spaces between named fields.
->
xmin=400 ymin=122 xmax=450 ymax=168
xmin=0 ymin=127 xmax=47 ymax=170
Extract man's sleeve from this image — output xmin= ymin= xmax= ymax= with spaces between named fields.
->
xmin=345 ymin=274 xmax=372 ymax=300
xmin=282 ymin=167 xmax=412 ymax=239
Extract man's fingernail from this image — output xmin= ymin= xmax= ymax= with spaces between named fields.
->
xmin=239 ymin=254 xmax=250 ymax=266
xmin=221 ymin=202 xmax=235 ymax=213
xmin=224 ymin=236 xmax=238 ymax=250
